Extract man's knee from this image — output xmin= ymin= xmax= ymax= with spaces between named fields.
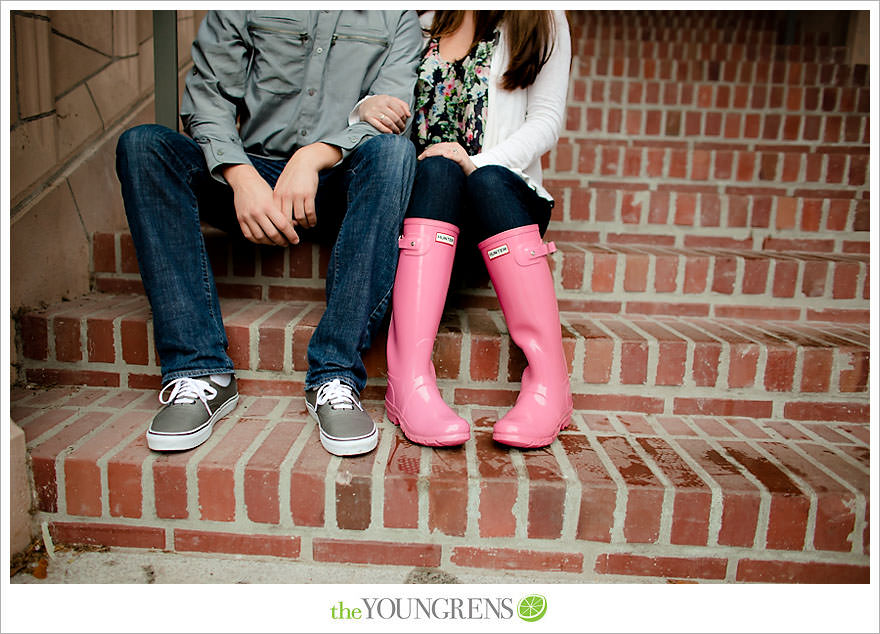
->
xmin=116 ymin=124 xmax=175 ymax=171
xmin=359 ymin=133 xmax=416 ymax=171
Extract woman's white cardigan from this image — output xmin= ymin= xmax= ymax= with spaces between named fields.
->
xmin=420 ymin=10 xmax=572 ymax=201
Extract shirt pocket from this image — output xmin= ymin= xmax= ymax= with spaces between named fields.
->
xmin=247 ymin=14 xmax=310 ymax=95
xmin=331 ymin=26 xmax=389 ymax=96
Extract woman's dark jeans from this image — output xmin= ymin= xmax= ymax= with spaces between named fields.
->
xmin=406 ymin=156 xmax=552 ymax=240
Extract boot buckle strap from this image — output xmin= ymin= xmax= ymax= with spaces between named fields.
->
xmin=518 ymin=241 xmax=556 ymax=264
xmin=399 ymin=236 xmax=422 ymax=251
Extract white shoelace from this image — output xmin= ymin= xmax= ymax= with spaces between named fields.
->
xmin=159 ymin=377 xmax=217 ymax=414
xmin=315 ymin=380 xmax=363 ymax=411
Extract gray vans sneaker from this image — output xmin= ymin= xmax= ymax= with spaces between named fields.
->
xmin=305 ymin=379 xmax=378 ymax=456
xmin=147 ymin=376 xmax=239 ymax=451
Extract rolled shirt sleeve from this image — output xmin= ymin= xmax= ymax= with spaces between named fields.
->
xmin=180 ymin=11 xmax=253 ymax=181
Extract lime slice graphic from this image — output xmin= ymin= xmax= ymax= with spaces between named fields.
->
xmin=517 ymin=595 xmax=547 ymax=622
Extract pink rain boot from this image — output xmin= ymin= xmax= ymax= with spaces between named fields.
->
xmin=385 ymin=218 xmax=471 ymax=446
xmin=479 ymin=224 xmax=572 ymax=448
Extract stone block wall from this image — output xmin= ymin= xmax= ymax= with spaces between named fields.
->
xmin=9 ymin=10 xmax=207 ymax=313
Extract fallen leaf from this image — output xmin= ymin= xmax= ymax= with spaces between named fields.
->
xmin=32 ymin=558 xmax=48 ymax=579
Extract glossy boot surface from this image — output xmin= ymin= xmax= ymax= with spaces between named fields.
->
xmin=479 ymin=224 xmax=573 ymax=448
xmin=385 ymin=218 xmax=470 ymax=446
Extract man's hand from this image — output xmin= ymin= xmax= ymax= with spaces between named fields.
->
xmin=358 ymin=94 xmax=411 ymax=134
xmin=274 ymin=143 xmax=342 ymax=229
xmin=223 ymin=164 xmax=300 ymax=246
xmin=419 ymin=141 xmax=476 ymax=175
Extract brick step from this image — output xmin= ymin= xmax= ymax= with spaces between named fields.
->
xmin=562 ymin=100 xmax=868 ymax=148
xmin=545 ymin=140 xmax=869 ymax=188
xmin=568 ymin=12 xmax=856 ymax=51
xmin=548 ymin=244 xmax=869 ymax=306
xmin=18 ymin=293 xmax=869 ymax=422
xmin=10 ymin=384 xmax=870 ymax=582
xmin=543 ymin=183 xmax=868 ymax=251
xmin=572 ymin=57 xmax=869 ymax=88
xmin=568 ymin=77 xmax=869 ymax=117
xmin=570 ymin=11 xmax=790 ymax=33
xmin=90 ymin=230 xmax=869 ymax=311
xmin=575 ymin=40 xmax=849 ymax=64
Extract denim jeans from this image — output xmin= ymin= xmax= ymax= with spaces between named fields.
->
xmin=406 ymin=156 xmax=553 ymax=241
xmin=116 ymin=124 xmax=415 ymax=392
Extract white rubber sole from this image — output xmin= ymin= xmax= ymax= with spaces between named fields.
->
xmin=306 ymin=401 xmax=378 ymax=456
xmin=146 ymin=394 xmax=239 ymax=452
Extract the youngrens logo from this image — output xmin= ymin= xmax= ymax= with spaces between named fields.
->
xmin=517 ymin=595 xmax=547 ymax=622
xmin=330 ymin=595 xmax=547 ymax=621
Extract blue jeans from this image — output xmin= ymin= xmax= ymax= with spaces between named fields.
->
xmin=406 ymin=156 xmax=553 ymax=240
xmin=116 ymin=124 xmax=415 ymax=392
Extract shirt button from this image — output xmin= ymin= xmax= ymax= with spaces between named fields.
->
xmin=301 ymin=129 xmax=308 ymax=136
xmin=316 ymin=46 xmax=324 ymax=54
xmin=308 ymin=88 xmax=316 ymax=96
xmin=217 ymin=149 xmax=224 ymax=156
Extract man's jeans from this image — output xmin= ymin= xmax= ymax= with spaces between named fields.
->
xmin=116 ymin=124 xmax=415 ymax=393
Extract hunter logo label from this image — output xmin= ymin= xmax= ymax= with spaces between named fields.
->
xmin=435 ymin=232 xmax=456 ymax=246
xmin=487 ymin=245 xmax=509 ymax=260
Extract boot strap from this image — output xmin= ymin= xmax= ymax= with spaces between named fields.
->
xmin=515 ymin=240 xmax=556 ymax=265
xmin=399 ymin=231 xmax=457 ymax=254
xmin=399 ymin=235 xmax=421 ymax=250
xmin=399 ymin=235 xmax=429 ymax=255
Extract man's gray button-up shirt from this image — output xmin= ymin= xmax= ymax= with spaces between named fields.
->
xmin=179 ymin=10 xmax=422 ymax=182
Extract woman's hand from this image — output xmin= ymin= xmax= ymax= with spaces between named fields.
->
xmin=358 ymin=95 xmax=411 ymax=134
xmin=419 ymin=142 xmax=476 ymax=175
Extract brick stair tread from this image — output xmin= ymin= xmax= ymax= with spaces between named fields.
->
xmin=573 ymin=29 xmax=849 ymax=50
xmin=92 ymin=229 xmax=870 ymax=305
xmin=556 ymin=131 xmax=869 ymax=155
xmin=571 ymin=57 xmax=869 ymax=88
xmin=567 ymin=78 xmax=870 ymax=116
xmin=575 ymin=40 xmax=850 ymax=65
xmin=20 ymin=293 xmax=870 ymax=420
xmin=569 ymin=14 xmax=831 ymax=40
xmin=11 ymin=384 xmax=870 ymax=575
xmin=540 ymin=181 xmax=870 ymax=246
xmin=569 ymin=20 xmax=831 ymax=40
xmin=554 ymin=138 xmax=869 ymax=157
xmin=546 ymin=146 xmax=869 ymax=192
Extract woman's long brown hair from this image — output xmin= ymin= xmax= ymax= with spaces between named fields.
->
xmin=427 ymin=10 xmax=556 ymax=90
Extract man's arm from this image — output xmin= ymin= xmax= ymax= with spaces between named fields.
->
xmin=222 ymin=163 xmax=300 ymax=246
xmin=180 ymin=11 xmax=254 ymax=184
xmin=272 ymin=11 xmax=422 ymax=232
xmin=273 ymin=143 xmax=342 ymax=231
xmin=185 ymin=11 xmax=310 ymax=247
xmin=319 ymin=11 xmax=422 ymax=156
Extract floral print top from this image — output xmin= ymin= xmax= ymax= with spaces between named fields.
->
xmin=413 ymin=33 xmax=498 ymax=156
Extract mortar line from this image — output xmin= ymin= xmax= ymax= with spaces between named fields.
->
xmin=277 ymin=405 xmax=315 ymax=531
xmin=233 ymin=407 xmax=286 ymax=530
xmin=681 ymin=416 xmax=772 ymax=551
xmin=611 ymin=413 xmax=675 ymax=546
xmin=369 ymin=421 xmax=395 ymax=532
